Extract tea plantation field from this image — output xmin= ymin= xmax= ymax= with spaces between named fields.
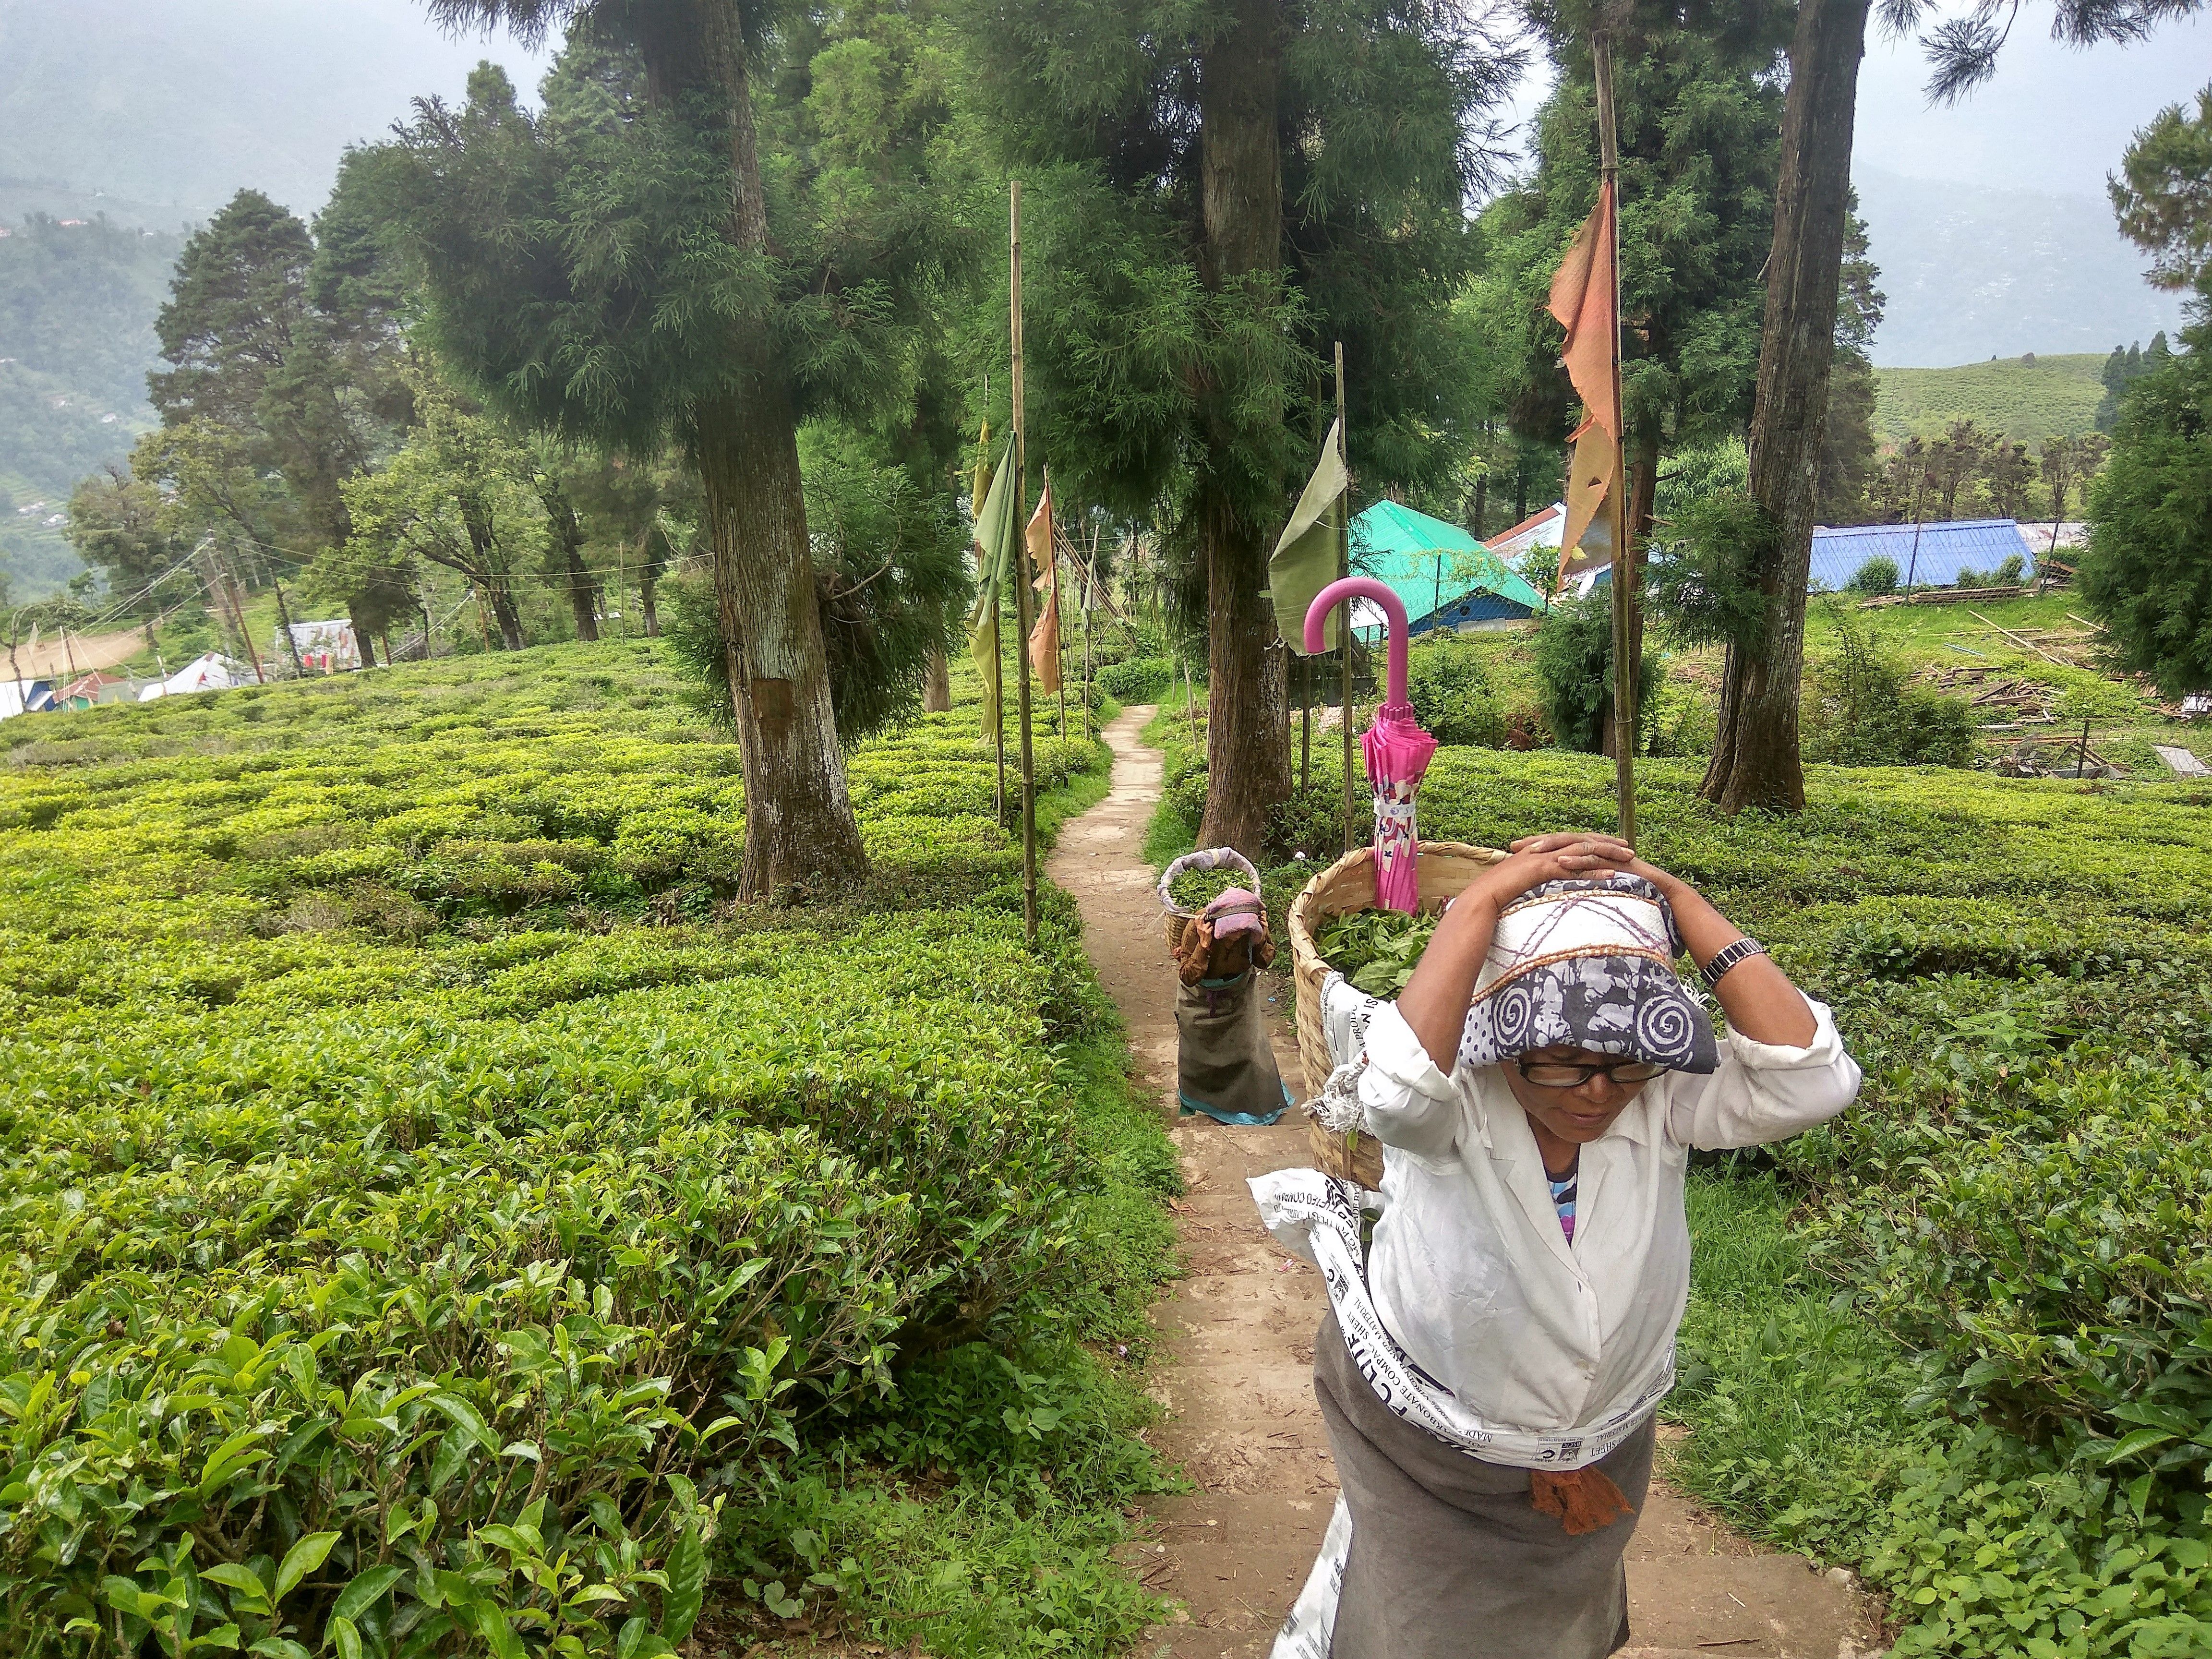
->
xmin=0 ymin=642 xmax=1181 ymax=1657
xmin=1153 ymin=698 xmax=2212 ymax=1658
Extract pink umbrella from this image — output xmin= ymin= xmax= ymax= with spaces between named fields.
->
xmin=1304 ymin=577 xmax=1436 ymax=914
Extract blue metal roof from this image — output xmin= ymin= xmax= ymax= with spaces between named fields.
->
xmin=1809 ymin=519 xmax=2035 ymax=591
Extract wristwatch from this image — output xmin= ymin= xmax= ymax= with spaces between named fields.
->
xmin=1700 ymin=936 xmax=1767 ymax=990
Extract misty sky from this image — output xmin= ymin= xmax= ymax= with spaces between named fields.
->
xmin=1 ymin=0 xmax=2202 ymax=366
xmin=216 ymin=0 xmax=2212 ymax=209
xmin=1496 ymin=8 xmax=2212 ymax=200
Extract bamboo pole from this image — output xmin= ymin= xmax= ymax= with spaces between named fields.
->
xmin=1049 ymin=484 xmax=1067 ymax=737
xmin=1337 ymin=340 xmax=1356 ymax=855
xmin=1011 ymin=181 xmax=1039 ymax=945
xmin=1594 ymin=35 xmax=1635 ymax=847
xmin=1082 ymin=526 xmax=1097 ymax=739
xmin=1298 ymin=661 xmax=1312 ymax=789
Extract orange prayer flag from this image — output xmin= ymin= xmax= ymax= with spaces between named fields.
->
xmin=1026 ymin=479 xmax=1062 ymax=694
xmin=1546 ymin=180 xmax=1620 ymax=442
xmin=1556 ymin=416 xmax=1620 ymax=588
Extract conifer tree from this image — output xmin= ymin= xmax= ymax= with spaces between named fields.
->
xmin=1479 ymin=0 xmax=1790 ymax=557
xmin=379 ymin=5 xmax=969 ymax=894
xmin=1815 ymin=203 xmax=1885 ymax=524
xmin=1705 ymin=0 xmax=2204 ymax=812
xmin=955 ymin=0 xmax=1512 ymax=854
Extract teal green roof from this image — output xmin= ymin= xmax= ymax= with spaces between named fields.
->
xmin=1348 ymin=500 xmax=1546 ymax=624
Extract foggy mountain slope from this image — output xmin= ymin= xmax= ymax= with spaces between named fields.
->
xmin=0 ymin=0 xmax=542 ymax=224
xmin=1857 ymin=167 xmax=2189 ymax=368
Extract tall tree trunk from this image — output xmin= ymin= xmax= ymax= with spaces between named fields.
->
xmin=485 ymin=582 xmax=525 ymax=652
xmin=922 ymin=645 xmax=952 ymax=712
xmin=1701 ymin=0 xmax=1870 ymax=813
xmin=638 ymin=0 xmax=867 ymax=895
xmin=539 ymin=474 xmax=601 ymax=641
xmin=1193 ymin=0 xmax=1292 ymax=860
xmin=641 ymin=576 xmax=661 ymax=638
xmin=697 ymin=386 xmax=868 ymax=896
xmin=565 ymin=546 xmax=600 ymax=641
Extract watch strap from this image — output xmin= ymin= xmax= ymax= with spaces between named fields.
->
xmin=1700 ymin=936 xmax=1766 ymax=990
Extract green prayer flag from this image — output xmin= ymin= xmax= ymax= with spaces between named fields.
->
xmin=966 ymin=438 xmax=1021 ymax=733
xmin=1269 ymin=419 xmax=1349 ymax=654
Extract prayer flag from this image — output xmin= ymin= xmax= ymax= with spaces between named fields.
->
xmin=1546 ymin=180 xmax=1620 ymax=441
xmin=1546 ymin=182 xmax=1622 ymax=587
xmin=1269 ymin=419 xmax=1349 ymax=654
xmin=1027 ymin=478 xmax=1061 ymax=695
xmin=1556 ymin=417 xmax=1620 ymax=586
xmin=966 ymin=436 xmax=1020 ymax=733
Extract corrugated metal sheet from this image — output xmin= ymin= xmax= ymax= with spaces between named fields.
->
xmin=1348 ymin=501 xmax=1544 ymax=634
xmin=1809 ymin=519 xmax=2035 ymax=591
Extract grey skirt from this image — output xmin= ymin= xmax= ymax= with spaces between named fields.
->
xmin=1313 ymin=1312 xmax=1655 ymax=1659
xmin=1175 ymin=968 xmax=1290 ymax=1125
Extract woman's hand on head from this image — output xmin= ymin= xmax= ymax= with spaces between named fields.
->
xmin=1468 ymin=834 xmax=1635 ymax=911
xmin=1503 ymin=834 xmax=1698 ymax=904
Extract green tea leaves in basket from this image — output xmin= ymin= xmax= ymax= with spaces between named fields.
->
xmin=1316 ymin=908 xmax=1442 ymax=998
xmin=1168 ymin=864 xmax=1250 ymax=912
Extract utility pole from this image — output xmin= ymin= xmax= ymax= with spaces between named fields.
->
xmin=222 ymin=552 xmax=266 ymax=684
xmin=1595 ymin=34 xmax=1636 ymax=846
xmin=1904 ymin=454 xmax=1930 ymax=593
xmin=1011 ymin=181 xmax=1039 ymax=945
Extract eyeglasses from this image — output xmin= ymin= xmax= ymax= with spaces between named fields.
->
xmin=1515 ymin=1056 xmax=1669 ymax=1088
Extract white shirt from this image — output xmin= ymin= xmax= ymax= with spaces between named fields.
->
xmin=1357 ymin=998 xmax=1861 ymax=1436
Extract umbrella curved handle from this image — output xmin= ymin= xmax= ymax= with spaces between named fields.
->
xmin=1304 ymin=577 xmax=1410 ymax=708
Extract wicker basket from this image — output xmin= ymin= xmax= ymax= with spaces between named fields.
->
xmin=1288 ymin=841 xmax=1510 ymax=1182
xmin=1158 ymin=847 xmax=1264 ymax=955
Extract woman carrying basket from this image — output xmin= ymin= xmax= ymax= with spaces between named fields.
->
xmin=1259 ymin=831 xmax=1861 ymax=1659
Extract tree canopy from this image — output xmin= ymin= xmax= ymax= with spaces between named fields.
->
xmin=2079 ymin=323 xmax=2212 ymax=696
xmin=361 ymin=2 xmax=981 ymax=892
xmin=956 ymin=0 xmax=1515 ymax=852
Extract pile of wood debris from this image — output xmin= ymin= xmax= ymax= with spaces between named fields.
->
xmin=1991 ymin=736 xmax=2126 ymax=779
xmin=1925 ymin=667 xmax=2059 ymax=729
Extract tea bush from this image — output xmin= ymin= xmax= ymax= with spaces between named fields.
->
xmin=1095 ymin=656 xmax=1178 ymax=702
xmin=1404 ymin=641 xmax=1505 ymax=748
xmin=0 ymin=642 xmax=1178 ymax=1656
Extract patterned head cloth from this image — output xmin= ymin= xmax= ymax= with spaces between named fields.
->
xmin=1457 ymin=872 xmax=1718 ymax=1075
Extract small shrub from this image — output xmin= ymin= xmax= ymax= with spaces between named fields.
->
xmin=1954 ymin=553 xmax=2026 ymax=589
xmin=1802 ymin=605 xmax=1975 ymax=767
xmin=1405 ymin=640 xmax=1506 ymax=746
xmin=1529 ymin=595 xmax=1663 ymax=754
xmin=1096 ymin=655 xmax=1178 ymax=702
xmin=1847 ymin=555 xmax=1900 ymax=595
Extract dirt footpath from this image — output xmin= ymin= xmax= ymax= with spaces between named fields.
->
xmin=1046 ymin=706 xmax=1885 ymax=1659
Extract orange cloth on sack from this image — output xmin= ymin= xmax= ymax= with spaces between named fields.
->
xmin=1528 ymin=1466 xmax=1637 ymax=1536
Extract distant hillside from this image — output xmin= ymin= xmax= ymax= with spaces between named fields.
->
xmin=1856 ymin=167 xmax=2188 ymax=368
xmin=0 ymin=0 xmax=543 ymax=224
xmin=0 ymin=217 xmax=177 ymax=601
xmin=1873 ymin=353 xmax=2109 ymax=447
